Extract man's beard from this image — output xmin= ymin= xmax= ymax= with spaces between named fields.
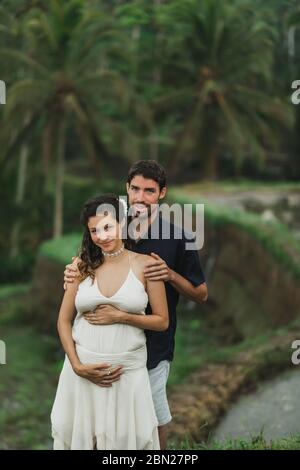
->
xmin=130 ymin=203 xmax=154 ymax=219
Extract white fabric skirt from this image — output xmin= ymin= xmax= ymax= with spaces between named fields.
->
xmin=51 ymin=343 xmax=159 ymax=450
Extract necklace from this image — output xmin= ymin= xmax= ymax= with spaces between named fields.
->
xmin=101 ymin=243 xmax=125 ymax=258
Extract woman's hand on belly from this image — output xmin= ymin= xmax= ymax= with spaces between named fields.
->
xmin=74 ymin=362 xmax=123 ymax=387
xmin=83 ymin=305 xmax=124 ymax=325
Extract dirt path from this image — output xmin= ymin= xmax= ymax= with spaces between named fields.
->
xmin=212 ymin=367 xmax=300 ymax=443
xmin=168 ymin=329 xmax=300 ymax=444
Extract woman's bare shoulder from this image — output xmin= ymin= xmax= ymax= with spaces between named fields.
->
xmin=129 ymin=252 xmax=152 ymax=268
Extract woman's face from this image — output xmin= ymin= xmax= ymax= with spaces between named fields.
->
xmin=87 ymin=213 xmax=123 ymax=253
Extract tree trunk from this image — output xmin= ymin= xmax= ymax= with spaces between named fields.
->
xmin=10 ymin=145 xmax=28 ymax=258
xmin=202 ymin=145 xmax=219 ymax=180
xmin=149 ymin=0 xmax=162 ymax=162
xmin=53 ymin=117 xmax=66 ymax=239
xmin=200 ymin=109 xmax=220 ymax=180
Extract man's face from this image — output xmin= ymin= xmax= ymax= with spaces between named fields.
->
xmin=126 ymin=175 xmax=166 ymax=218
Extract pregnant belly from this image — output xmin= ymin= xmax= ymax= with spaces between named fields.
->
xmin=72 ymin=316 xmax=146 ymax=354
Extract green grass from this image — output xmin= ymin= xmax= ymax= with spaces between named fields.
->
xmin=170 ymin=434 xmax=300 ymax=450
xmin=0 ymin=284 xmax=32 ymax=326
xmin=167 ymin=308 xmax=300 ymax=450
xmin=0 ymin=333 xmax=59 ymax=450
xmin=0 ymin=283 xmax=30 ymax=301
xmin=169 ymin=189 xmax=300 ymax=280
xmin=168 ymin=306 xmax=298 ymax=390
xmin=0 ymin=298 xmax=298 ymax=449
xmin=39 ymin=184 xmax=300 ymax=279
xmin=179 ymin=180 xmax=300 ymax=194
xmin=0 ymin=311 xmax=60 ymax=450
xmin=3 ymin=183 xmax=298 ymax=449
xmin=210 ymin=208 xmax=300 ymax=280
xmin=168 ymin=312 xmax=216 ymax=387
xmin=39 ymin=232 xmax=82 ymax=265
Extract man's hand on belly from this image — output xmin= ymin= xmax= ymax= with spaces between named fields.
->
xmin=83 ymin=305 xmax=124 ymax=325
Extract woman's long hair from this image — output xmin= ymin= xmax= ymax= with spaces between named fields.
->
xmin=78 ymin=194 xmax=132 ymax=281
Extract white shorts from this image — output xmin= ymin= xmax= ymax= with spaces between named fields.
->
xmin=148 ymin=360 xmax=172 ymax=426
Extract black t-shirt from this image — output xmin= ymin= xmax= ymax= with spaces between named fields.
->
xmin=131 ymin=213 xmax=206 ymax=370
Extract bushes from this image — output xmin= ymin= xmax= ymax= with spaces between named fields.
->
xmin=0 ymin=252 xmax=35 ymax=284
xmin=0 ymin=172 xmax=125 ymax=284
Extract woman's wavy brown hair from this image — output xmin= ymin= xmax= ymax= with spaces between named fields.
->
xmin=77 ymin=194 xmax=132 ymax=281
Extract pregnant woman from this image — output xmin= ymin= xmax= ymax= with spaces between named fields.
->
xmin=50 ymin=194 xmax=168 ymax=450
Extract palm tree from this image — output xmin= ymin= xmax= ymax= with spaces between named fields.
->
xmin=156 ymin=0 xmax=293 ymax=179
xmin=0 ymin=0 xmax=137 ymax=238
xmin=0 ymin=3 xmax=31 ymax=257
xmin=285 ymin=2 xmax=300 ymax=178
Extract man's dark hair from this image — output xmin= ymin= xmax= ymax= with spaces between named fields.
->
xmin=127 ymin=160 xmax=167 ymax=190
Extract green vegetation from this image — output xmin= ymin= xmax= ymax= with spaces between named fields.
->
xmin=170 ymin=189 xmax=300 ymax=280
xmin=37 ymin=179 xmax=300 ymax=280
xmin=205 ymin=206 xmax=300 ymax=279
xmin=0 ymin=283 xmax=30 ymax=301
xmin=0 ymin=283 xmax=299 ymax=449
xmin=1 ymin=0 xmax=300 ymax=275
xmin=169 ymin=305 xmax=299 ymax=389
xmin=0 ymin=297 xmax=59 ymax=450
xmin=171 ymin=434 xmax=300 ymax=450
xmin=1 ymin=0 xmax=300 ymax=450
xmin=179 ymin=180 xmax=300 ymax=194
xmin=168 ymin=307 xmax=300 ymax=450
xmin=39 ymin=233 xmax=81 ymax=265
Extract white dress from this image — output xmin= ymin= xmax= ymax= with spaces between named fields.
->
xmin=51 ymin=255 xmax=159 ymax=450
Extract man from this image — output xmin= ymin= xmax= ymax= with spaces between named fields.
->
xmin=64 ymin=160 xmax=208 ymax=448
